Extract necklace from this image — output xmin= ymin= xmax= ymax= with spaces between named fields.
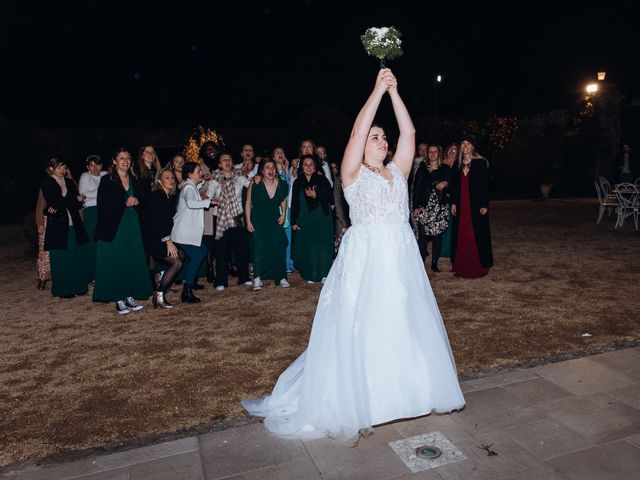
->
xmin=362 ymin=160 xmax=382 ymax=174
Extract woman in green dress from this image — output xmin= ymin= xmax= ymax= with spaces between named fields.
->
xmin=291 ymin=155 xmax=334 ymax=283
xmin=439 ymin=144 xmax=458 ymax=260
xmin=245 ymin=158 xmax=289 ymax=290
xmin=93 ymin=148 xmax=152 ymax=315
xmin=78 ymin=154 xmax=106 ymax=280
xmin=41 ymin=158 xmax=90 ymax=298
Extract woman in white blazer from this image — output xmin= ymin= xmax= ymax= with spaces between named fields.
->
xmin=171 ymin=162 xmax=216 ymax=303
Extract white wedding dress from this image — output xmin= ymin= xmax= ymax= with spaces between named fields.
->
xmin=242 ymin=163 xmax=465 ymax=442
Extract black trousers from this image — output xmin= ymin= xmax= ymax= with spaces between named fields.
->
xmin=417 ymin=223 xmax=442 ymax=266
xmin=214 ymin=226 xmax=250 ymax=287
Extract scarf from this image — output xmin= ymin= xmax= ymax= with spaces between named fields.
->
xmin=214 ymin=171 xmax=243 ymax=239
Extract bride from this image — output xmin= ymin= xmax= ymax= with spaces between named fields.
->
xmin=242 ymin=68 xmax=465 ymax=443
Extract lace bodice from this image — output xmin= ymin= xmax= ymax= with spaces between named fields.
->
xmin=343 ymin=162 xmax=409 ymax=225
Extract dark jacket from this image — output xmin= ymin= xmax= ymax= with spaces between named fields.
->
xmin=95 ymin=173 xmax=146 ymax=243
xmin=41 ymin=176 xmax=89 ymax=251
xmin=134 ymin=165 xmax=157 ymax=221
xmin=145 ymin=189 xmax=177 ymax=259
xmin=450 ymin=159 xmax=493 ymax=267
xmin=413 ymin=163 xmax=451 ymax=209
xmin=291 ymin=173 xmax=333 ymax=226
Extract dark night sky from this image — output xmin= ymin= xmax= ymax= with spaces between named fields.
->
xmin=1 ymin=0 xmax=638 ymax=128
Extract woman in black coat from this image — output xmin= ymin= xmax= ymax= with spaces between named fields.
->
xmin=412 ymin=145 xmax=450 ymax=271
xmin=146 ymin=168 xmax=184 ymax=308
xmin=450 ymin=136 xmax=493 ymax=278
xmin=41 ymin=158 xmax=90 ymax=297
xmin=93 ymin=148 xmax=152 ymax=314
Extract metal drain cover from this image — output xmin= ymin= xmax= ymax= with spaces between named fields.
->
xmin=416 ymin=445 xmax=442 ymax=460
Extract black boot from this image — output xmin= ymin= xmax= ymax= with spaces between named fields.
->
xmin=431 ymin=260 xmax=440 ymax=272
xmin=181 ymin=283 xmax=201 ymax=303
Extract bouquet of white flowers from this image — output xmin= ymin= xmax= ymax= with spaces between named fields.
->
xmin=360 ymin=26 xmax=403 ymax=68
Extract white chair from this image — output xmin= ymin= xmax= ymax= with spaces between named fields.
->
xmin=594 ymin=180 xmax=618 ymax=224
xmin=614 ymin=183 xmax=639 ymax=230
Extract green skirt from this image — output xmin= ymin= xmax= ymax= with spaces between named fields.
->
xmin=82 ymin=206 xmax=98 ymax=280
xmin=440 ymin=209 xmax=453 ymax=258
xmin=250 ymin=228 xmax=288 ymax=282
xmin=50 ymin=229 xmax=90 ymax=297
xmin=93 ymin=208 xmax=152 ymax=302
xmin=292 ymin=208 xmax=334 ymax=282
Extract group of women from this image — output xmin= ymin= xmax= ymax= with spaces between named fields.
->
xmin=412 ymin=135 xmax=493 ymax=278
xmin=36 ymin=141 xmax=340 ymax=313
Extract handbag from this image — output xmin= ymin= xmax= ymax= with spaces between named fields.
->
xmin=417 ymin=188 xmax=449 ymax=236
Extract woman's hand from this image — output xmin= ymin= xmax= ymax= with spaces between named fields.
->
xmin=125 ymin=196 xmax=139 ymax=207
xmin=203 ymin=173 xmax=212 ymax=181
xmin=384 ymin=69 xmax=398 ymax=93
xmin=253 ymin=175 xmax=262 ymax=184
xmin=77 ymin=194 xmax=86 ymax=202
xmin=435 ymin=181 xmax=447 ymax=190
xmin=246 ymin=221 xmax=255 ymax=233
xmin=166 ymin=240 xmax=178 ymax=258
xmin=375 ymin=68 xmax=394 ymax=95
xmin=292 ymin=225 xmax=300 ymax=231
xmin=200 ymin=193 xmax=208 ymax=200
xmin=480 ymin=207 xmax=488 ymax=215
xmin=210 ymin=199 xmax=220 ymax=207
xmin=47 ymin=207 xmax=57 ymax=215
xmin=412 ymin=208 xmax=420 ymax=219
xmin=277 ymin=213 xmax=285 ymax=225
xmin=304 ymin=186 xmax=316 ymax=198
xmin=451 ymin=204 xmax=457 ymax=216
xmin=37 ymin=225 xmax=45 ymax=234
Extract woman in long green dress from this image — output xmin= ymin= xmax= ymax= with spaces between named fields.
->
xmin=78 ymin=154 xmax=106 ymax=280
xmin=291 ymin=155 xmax=334 ymax=283
xmin=245 ymin=158 xmax=289 ymax=290
xmin=41 ymin=158 xmax=90 ymax=298
xmin=439 ymin=144 xmax=458 ymax=260
xmin=93 ymin=148 xmax=152 ymax=314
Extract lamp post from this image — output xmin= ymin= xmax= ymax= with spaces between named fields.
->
xmin=434 ymin=74 xmax=443 ymax=116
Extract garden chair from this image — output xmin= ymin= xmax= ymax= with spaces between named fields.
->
xmin=614 ymin=183 xmax=639 ymax=230
xmin=594 ymin=180 xmax=618 ymax=224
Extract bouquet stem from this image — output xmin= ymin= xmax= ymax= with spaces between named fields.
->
xmin=380 ymin=59 xmax=386 ymax=68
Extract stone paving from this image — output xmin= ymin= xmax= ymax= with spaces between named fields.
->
xmin=2 ymin=347 xmax=640 ymax=480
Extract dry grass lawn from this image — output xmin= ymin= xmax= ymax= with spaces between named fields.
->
xmin=1 ymin=198 xmax=639 ymax=468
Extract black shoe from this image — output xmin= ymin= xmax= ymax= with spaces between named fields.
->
xmin=191 ymin=282 xmax=204 ymax=290
xmin=181 ymin=284 xmax=201 ymax=303
xmin=37 ymin=280 xmax=46 ymax=290
xmin=431 ymin=264 xmax=440 ymax=272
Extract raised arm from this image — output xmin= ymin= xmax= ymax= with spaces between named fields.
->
xmin=341 ymin=69 xmax=394 ymax=187
xmin=387 ymin=82 xmax=415 ymax=178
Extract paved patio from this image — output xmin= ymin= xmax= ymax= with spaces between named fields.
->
xmin=2 ymin=347 xmax=640 ymax=480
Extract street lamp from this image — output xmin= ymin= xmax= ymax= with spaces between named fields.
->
xmin=434 ymin=74 xmax=443 ymax=116
xmin=586 ymin=83 xmax=598 ymax=94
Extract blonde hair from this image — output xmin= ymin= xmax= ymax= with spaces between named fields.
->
xmin=154 ymin=168 xmax=177 ymax=195
xmin=138 ymin=145 xmax=161 ymax=179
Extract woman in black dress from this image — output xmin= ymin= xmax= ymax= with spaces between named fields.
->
xmin=146 ymin=168 xmax=184 ymax=308
xmin=412 ymin=145 xmax=450 ymax=271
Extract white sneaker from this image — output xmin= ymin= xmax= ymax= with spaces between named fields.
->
xmin=125 ymin=297 xmax=143 ymax=311
xmin=116 ymin=300 xmax=130 ymax=315
xmin=216 ymin=285 xmax=225 ymax=292
xmin=280 ymin=279 xmax=290 ymax=288
xmin=307 ymin=280 xmax=315 ymax=284
xmin=243 ymin=281 xmax=253 ymax=287
xmin=321 ymin=277 xmax=327 ymax=284
xmin=253 ymin=277 xmax=263 ymax=291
